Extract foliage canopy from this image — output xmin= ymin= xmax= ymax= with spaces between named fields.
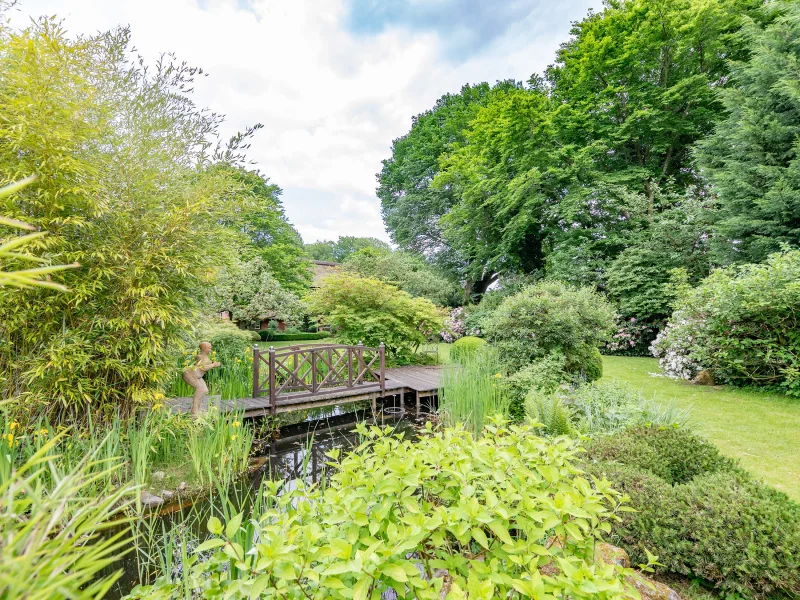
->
xmin=306 ymin=272 xmax=445 ymax=356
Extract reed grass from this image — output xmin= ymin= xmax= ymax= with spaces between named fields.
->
xmin=1 ymin=404 xmax=254 ymax=499
xmin=438 ymin=349 xmax=509 ymax=435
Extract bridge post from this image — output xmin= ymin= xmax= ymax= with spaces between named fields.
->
xmin=379 ymin=342 xmax=385 ymax=397
xmin=252 ymin=345 xmax=260 ymax=398
xmin=269 ymin=346 xmax=276 ymax=415
xmin=356 ymin=341 xmax=364 ymax=385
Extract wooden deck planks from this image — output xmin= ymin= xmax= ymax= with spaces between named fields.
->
xmin=166 ymin=365 xmax=443 ymax=417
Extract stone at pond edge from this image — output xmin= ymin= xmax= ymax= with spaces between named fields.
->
xmin=693 ymin=369 xmax=715 ymax=385
xmin=177 ymin=481 xmax=188 ymax=492
xmin=161 ymin=490 xmax=174 ymax=500
xmin=140 ymin=491 xmax=164 ymax=508
xmin=541 ymin=543 xmax=682 ymax=600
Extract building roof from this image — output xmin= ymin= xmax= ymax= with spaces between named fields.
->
xmin=311 ymin=260 xmax=340 ymax=287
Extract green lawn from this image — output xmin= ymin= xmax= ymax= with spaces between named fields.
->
xmin=602 ymin=355 xmax=800 ymax=500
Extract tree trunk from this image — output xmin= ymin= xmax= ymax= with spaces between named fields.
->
xmin=467 ymin=272 xmax=499 ymax=303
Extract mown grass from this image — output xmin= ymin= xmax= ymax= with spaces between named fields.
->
xmin=602 ymin=355 xmax=800 ymax=501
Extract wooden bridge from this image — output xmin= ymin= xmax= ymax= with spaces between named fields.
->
xmin=168 ymin=343 xmax=441 ymax=418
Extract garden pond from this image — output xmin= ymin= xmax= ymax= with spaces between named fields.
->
xmin=104 ymin=400 xmax=431 ymax=599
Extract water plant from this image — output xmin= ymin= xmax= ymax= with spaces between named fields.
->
xmin=0 ymin=434 xmax=135 ymax=599
xmin=438 ymin=348 xmax=508 ymax=434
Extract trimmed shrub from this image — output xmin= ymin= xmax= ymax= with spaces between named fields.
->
xmin=582 ymin=426 xmax=800 ymax=599
xmin=259 ymin=331 xmax=332 ymax=342
xmin=584 ymin=425 xmax=737 ymax=485
xmin=199 ymin=321 xmax=254 ymax=363
xmin=585 ymin=463 xmax=800 ymax=599
xmin=450 ymin=335 xmax=486 ymax=362
xmin=485 ymin=281 xmax=615 ymax=376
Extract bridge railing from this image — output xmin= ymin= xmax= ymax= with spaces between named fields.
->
xmin=252 ymin=342 xmax=386 ymax=413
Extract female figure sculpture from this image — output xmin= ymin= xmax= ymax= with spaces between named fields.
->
xmin=182 ymin=342 xmax=221 ymax=416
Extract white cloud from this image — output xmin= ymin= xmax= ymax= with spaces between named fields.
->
xmin=11 ymin=0 xmax=601 ymax=242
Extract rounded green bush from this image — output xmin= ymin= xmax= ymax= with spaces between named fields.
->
xmin=587 ymin=462 xmax=800 ymax=599
xmin=485 ymin=280 xmax=615 ymax=373
xmin=566 ymin=345 xmax=603 ymax=382
xmin=450 ymin=335 xmax=487 ymax=362
xmin=583 ymin=425 xmax=737 ymax=484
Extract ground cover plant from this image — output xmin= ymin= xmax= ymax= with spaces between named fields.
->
xmin=602 ymin=355 xmax=800 ymax=501
xmin=582 ymin=425 xmax=800 ymax=599
xmin=127 ymin=419 xmax=651 ymax=600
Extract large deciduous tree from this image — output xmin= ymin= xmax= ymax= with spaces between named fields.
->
xmin=221 ymin=167 xmax=310 ymax=294
xmin=378 ymin=82 xmax=519 ymax=297
xmin=304 ymin=236 xmax=390 ymax=263
xmin=342 ymin=247 xmax=461 ymax=307
xmin=698 ymin=1 xmax=800 ymax=264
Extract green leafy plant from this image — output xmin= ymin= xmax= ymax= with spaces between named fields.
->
xmin=128 ymin=418 xmax=648 ymax=600
xmin=583 ymin=426 xmax=800 ymax=599
xmin=306 ymin=272 xmax=446 ymax=357
xmin=525 ymin=390 xmax=575 ymax=437
xmin=485 ymin=280 xmax=616 ymax=377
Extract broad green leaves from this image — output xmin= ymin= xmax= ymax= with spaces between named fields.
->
xmin=129 ymin=419 xmax=645 ymax=599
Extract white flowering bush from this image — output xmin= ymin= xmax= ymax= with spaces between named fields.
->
xmin=650 ymin=318 xmax=705 ymax=380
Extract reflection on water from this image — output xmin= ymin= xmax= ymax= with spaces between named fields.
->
xmin=104 ymin=403 xmax=430 ymax=599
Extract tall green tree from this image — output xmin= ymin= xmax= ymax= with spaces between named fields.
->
xmin=378 ymin=82 xmax=519 ymax=296
xmin=698 ymin=1 xmax=800 ymax=264
xmin=434 ymin=85 xmax=565 ymax=291
xmin=221 ymin=167 xmax=310 ymax=293
xmin=342 ymin=247 xmax=461 ymax=306
xmin=304 ymin=236 xmax=390 ymax=263
xmin=547 ymin=0 xmax=762 ymax=208
xmin=214 ymin=257 xmax=304 ymax=325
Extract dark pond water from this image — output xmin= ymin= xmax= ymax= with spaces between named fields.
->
xmin=104 ymin=399 xmax=434 ymax=599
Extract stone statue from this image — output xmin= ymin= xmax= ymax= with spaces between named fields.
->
xmin=182 ymin=342 xmax=221 ymax=416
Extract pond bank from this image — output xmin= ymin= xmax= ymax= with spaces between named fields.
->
xmin=104 ymin=403 xmax=433 ymax=599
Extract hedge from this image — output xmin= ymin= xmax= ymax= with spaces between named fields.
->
xmin=258 ymin=330 xmax=332 ymax=342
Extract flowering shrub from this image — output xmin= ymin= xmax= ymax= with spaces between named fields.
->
xmin=605 ymin=318 xmax=660 ymax=356
xmin=650 ymin=319 xmax=705 ymax=380
xmin=440 ymin=306 xmax=467 ymax=342
xmin=652 ymin=250 xmax=800 ymax=395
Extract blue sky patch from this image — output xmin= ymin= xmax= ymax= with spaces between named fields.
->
xmin=344 ymin=0 xmax=541 ymax=61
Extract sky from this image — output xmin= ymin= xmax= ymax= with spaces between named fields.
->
xmin=10 ymin=0 xmax=602 ymax=244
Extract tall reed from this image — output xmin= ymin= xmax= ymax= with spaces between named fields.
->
xmin=187 ymin=408 xmax=254 ymax=487
xmin=439 ymin=348 xmax=509 ymax=435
